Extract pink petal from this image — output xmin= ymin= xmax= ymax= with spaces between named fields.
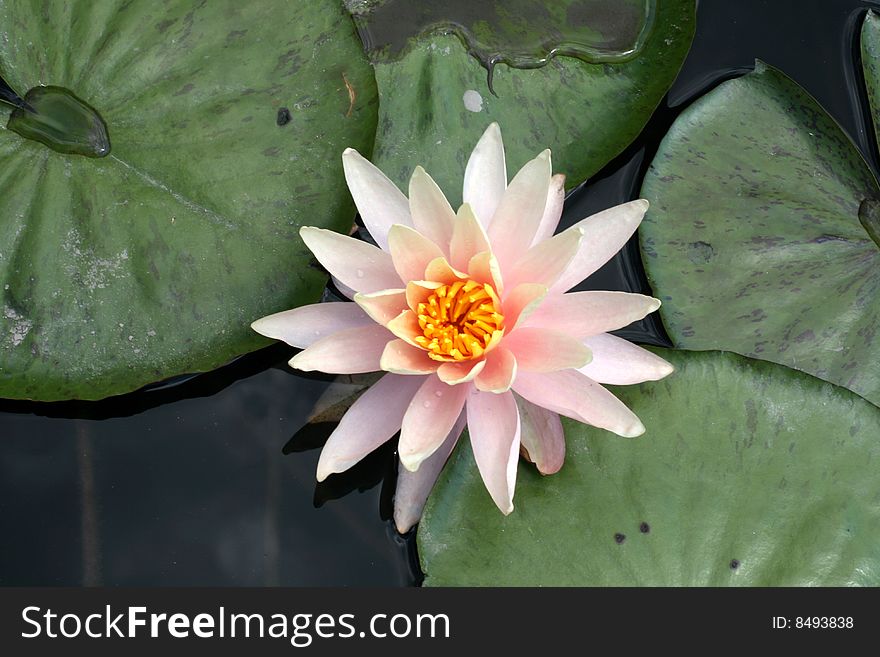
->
xmin=342 ymin=148 xmax=411 ymax=250
xmin=354 ymin=289 xmax=408 ymax=325
xmin=487 ymin=150 xmax=552 ymax=270
xmin=513 ymin=369 xmax=645 ymax=438
xmin=424 ymin=256 xmax=468 ymax=285
xmin=532 ymin=173 xmax=566 ymax=245
xmin=502 ymin=283 xmax=547 ymax=329
xmin=251 ymin=302 xmax=373 ymax=348
xmin=516 ymin=395 xmax=565 ymax=475
xmin=467 ymin=388 xmax=521 ymax=514
xmin=405 ymin=280 xmax=443 ymax=312
xmin=503 ymin=327 xmax=592 ymax=372
xmin=409 ymin=166 xmax=456 ymax=251
xmin=380 ymin=339 xmax=440 ymax=375
xmin=466 ymin=251 xmax=504 ymax=295
xmin=291 ymin=324 xmax=392 ymax=374
xmin=331 ymin=275 xmax=356 ymax=300
xmin=579 ymin=333 xmax=675 ymax=385
xmin=393 ymin=412 xmax=466 ymax=534
xmin=524 ymin=291 xmax=661 ymax=338
xmin=316 ymin=373 xmax=425 ymax=481
xmin=300 ymin=227 xmax=401 ymax=294
xmin=503 ymin=224 xmax=583 ymax=291
xmin=463 ymin=123 xmax=507 ymax=228
xmin=387 ymin=224 xmax=445 ymax=284
xmin=551 ymin=199 xmax=649 ymax=293
xmin=385 ymin=309 xmax=423 ymax=345
xmin=449 ymin=203 xmax=491 ymax=271
xmin=437 ymin=358 xmax=486 ymax=385
xmin=399 ymin=376 xmax=469 ymax=471
xmin=474 ymin=346 xmax=517 ymax=393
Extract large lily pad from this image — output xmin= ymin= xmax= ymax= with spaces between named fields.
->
xmin=418 ymin=349 xmax=880 ymax=586
xmin=354 ymin=0 xmax=695 ymax=201
xmin=0 ymin=0 xmax=377 ymax=400
xmin=640 ymin=58 xmax=880 ymax=406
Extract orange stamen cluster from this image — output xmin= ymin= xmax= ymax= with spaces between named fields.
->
xmin=414 ymin=280 xmax=504 ymax=361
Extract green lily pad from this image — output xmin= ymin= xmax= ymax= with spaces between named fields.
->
xmin=418 ymin=349 xmax=880 ymax=586
xmin=0 ymin=0 xmax=378 ymax=400
xmin=355 ymin=0 xmax=695 ymax=200
xmin=640 ymin=58 xmax=880 ymax=406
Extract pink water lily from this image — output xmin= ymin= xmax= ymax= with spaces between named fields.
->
xmin=252 ymin=123 xmax=673 ymax=533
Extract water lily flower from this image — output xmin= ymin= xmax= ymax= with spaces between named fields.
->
xmin=252 ymin=123 xmax=673 ymax=533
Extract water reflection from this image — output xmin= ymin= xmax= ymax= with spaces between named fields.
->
xmin=351 ymin=0 xmax=655 ymax=68
xmin=0 ymin=348 xmax=411 ymax=586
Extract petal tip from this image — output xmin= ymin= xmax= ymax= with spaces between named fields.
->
xmin=625 ymin=420 xmax=647 ymax=438
xmin=299 ymin=225 xmax=321 ymax=240
xmin=394 ymin=518 xmax=414 ymax=535
xmin=399 ymin=453 xmax=423 ymax=473
xmin=289 ymin=352 xmax=315 ymax=372
xmin=250 ymin=316 xmax=271 ymax=337
xmin=315 ymin=465 xmax=330 ymax=483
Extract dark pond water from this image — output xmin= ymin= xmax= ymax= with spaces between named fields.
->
xmin=2 ymin=0 xmax=877 ymax=586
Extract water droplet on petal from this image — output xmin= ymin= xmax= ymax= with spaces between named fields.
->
xmin=355 ymin=269 xmax=365 ymax=279
xmin=422 ymin=400 xmax=431 ymax=408
xmin=434 ymin=390 xmax=443 ymax=397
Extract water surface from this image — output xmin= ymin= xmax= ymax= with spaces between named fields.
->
xmin=1 ymin=0 xmax=876 ymax=586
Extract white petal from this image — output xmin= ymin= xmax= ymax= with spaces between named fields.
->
xmin=503 ymin=225 xmax=584 ymax=291
xmin=290 ymin=324 xmax=391 ymax=374
xmin=251 ymin=302 xmax=373 ymax=348
xmin=300 ymin=226 xmax=401 ymax=294
xmin=524 ymin=291 xmax=661 ymax=338
xmin=449 ymin=203 xmax=492 ymax=271
xmin=579 ymin=333 xmax=675 ymax=385
xmin=409 ymin=166 xmax=456 ymax=251
xmin=331 ymin=275 xmax=357 ymax=300
xmin=463 ymin=123 xmax=507 ymax=228
xmin=516 ymin=395 xmax=565 ymax=475
xmin=532 ymin=173 xmax=566 ymax=245
xmin=503 ymin=327 xmax=592 ymax=372
xmin=552 ymin=199 xmax=649 ymax=293
xmin=467 ymin=388 xmax=521 ymax=514
xmin=316 ymin=374 xmax=425 ymax=481
xmin=399 ymin=376 xmax=469 ymax=471
xmin=393 ymin=412 xmax=466 ymax=533
xmin=513 ymin=369 xmax=645 ymax=438
xmin=354 ymin=289 xmax=408 ymax=326
xmin=387 ymin=224 xmax=445 ymax=284
xmin=488 ymin=150 xmax=552 ymax=271
xmin=342 ymin=148 xmax=412 ymax=250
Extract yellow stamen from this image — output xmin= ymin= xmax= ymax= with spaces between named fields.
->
xmin=414 ymin=280 xmax=505 ymax=361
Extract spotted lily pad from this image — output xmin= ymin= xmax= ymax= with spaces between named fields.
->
xmin=354 ymin=0 xmax=695 ymax=201
xmin=640 ymin=53 xmax=880 ymax=406
xmin=418 ymin=350 xmax=880 ymax=585
xmin=0 ymin=0 xmax=377 ymax=400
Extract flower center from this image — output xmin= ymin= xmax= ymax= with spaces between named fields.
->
xmin=414 ymin=280 xmax=504 ymax=361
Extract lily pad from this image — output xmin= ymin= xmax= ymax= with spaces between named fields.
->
xmin=355 ymin=0 xmax=695 ymax=201
xmin=640 ymin=58 xmax=880 ymax=406
xmin=418 ymin=349 xmax=880 ymax=586
xmin=0 ymin=0 xmax=378 ymax=400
